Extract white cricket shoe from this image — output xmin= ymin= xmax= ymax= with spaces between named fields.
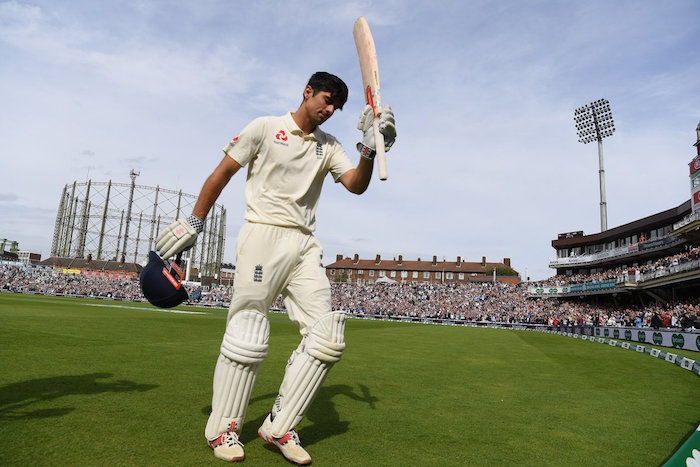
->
xmin=208 ymin=421 xmax=245 ymax=462
xmin=258 ymin=413 xmax=312 ymax=465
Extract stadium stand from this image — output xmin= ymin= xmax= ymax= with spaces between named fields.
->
xmin=2 ymin=251 xmax=698 ymax=332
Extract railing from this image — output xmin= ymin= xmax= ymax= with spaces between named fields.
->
xmin=531 ymin=258 xmax=700 ymax=298
xmin=638 ymin=258 xmax=700 ymax=282
xmin=548 ymin=235 xmax=682 ymax=268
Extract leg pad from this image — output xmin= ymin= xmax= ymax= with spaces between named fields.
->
xmin=268 ymin=312 xmax=346 ymax=437
xmin=205 ymin=310 xmax=270 ymax=440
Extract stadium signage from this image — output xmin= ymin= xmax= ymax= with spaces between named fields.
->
xmin=557 ymin=231 xmax=583 ymax=239
xmin=664 ymin=425 xmax=700 ymax=467
xmin=672 ymin=334 xmax=685 ymax=348
xmin=690 ymin=155 xmax=700 ymax=175
xmin=528 ymin=280 xmax=615 ymax=297
xmin=638 ymin=236 xmax=674 ymax=251
xmin=693 ymin=186 xmax=700 ymax=212
xmin=594 ymin=327 xmax=698 ymax=352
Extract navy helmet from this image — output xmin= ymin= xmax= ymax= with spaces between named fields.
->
xmin=140 ymin=251 xmax=189 ymax=308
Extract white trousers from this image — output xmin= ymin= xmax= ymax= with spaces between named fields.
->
xmin=228 ymin=222 xmax=331 ymax=330
xmin=205 ymin=222 xmax=334 ymax=440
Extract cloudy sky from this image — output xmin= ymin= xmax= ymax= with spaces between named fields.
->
xmin=1 ymin=0 xmax=699 ymax=280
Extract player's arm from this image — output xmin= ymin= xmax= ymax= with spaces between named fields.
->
xmin=339 ymin=156 xmax=374 ymax=194
xmin=157 ymin=155 xmax=241 ymax=259
xmin=339 ymin=104 xmax=396 ymax=195
xmin=192 ymin=155 xmax=242 ymax=220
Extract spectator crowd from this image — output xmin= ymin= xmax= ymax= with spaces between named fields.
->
xmin=1 ymin=264 xmax=142 ymax=300
xmin=534 ymin=245 xmax=700 ymax=288
xmin=2 ymin=259 xmax=699 ymax=332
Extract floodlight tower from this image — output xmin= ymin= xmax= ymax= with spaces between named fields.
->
xmin=574 ymin=99 xmax=615 ymax=232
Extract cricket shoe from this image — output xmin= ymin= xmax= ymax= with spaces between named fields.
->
xmin=208 ymin=421 xmax=245 ymax=462
xmin=258 ymin=413 xmax=312 ymax=465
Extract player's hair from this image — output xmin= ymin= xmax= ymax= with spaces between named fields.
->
xmin=306 ymin=72 xmax=348 ymax=110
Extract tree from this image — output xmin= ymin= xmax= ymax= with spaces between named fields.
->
xmin=485 ymin=265 xmax=519 ymax=277
xmin=335 ymin=269 xmax=348 ymax=283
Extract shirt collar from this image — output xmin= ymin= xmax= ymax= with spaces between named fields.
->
xmin=283 ymin=112 xmax=324 ymax=142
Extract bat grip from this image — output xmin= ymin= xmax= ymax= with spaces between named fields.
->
xmin=373 ymin=119 xmax=387 ymax=181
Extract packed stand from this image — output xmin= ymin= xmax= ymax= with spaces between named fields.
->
xmin=2 ymin=261 xmax=699 ymax=331
xmin=533 ymin=245 xmax=700 ymax=288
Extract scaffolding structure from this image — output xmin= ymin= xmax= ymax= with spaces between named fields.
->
xmin=50 ymin=171 xmax=226 ymax=279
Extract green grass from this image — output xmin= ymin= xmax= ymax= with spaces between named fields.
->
xmin=0 ymin=293 xmax=698 ymax=466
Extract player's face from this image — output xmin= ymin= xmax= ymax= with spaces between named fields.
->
xmin=304 ymin=87 xmax=337 ymax=125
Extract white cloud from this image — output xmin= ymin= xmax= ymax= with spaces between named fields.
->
xmin=1 ymin=0 xmax=699 ymax=280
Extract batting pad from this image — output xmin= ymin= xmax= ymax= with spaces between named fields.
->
xmin=205 ymin=310 xmax=270 ymax=440
xmin=269 ymin=312 xmax=346 ymax=437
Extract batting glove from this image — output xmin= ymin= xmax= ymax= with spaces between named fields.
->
xmin=156 ymin=215 xmax=203 ymax=260
xmin=356 ymin=104 xmax=396 ymax=159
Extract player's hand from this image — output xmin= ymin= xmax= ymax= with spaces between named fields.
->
xmin=357 ymin=104 xmax=396 ymax=152
xmin=156 ymin=216 xmax=202 ymax=260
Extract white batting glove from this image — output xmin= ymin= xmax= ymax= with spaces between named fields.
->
xmin=156 ymin=215 xmax=203 ymax=260
xmin=357 ymin=104 xmax=396 ymax=157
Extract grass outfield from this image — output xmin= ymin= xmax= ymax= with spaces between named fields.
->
xmin=1 ymin=293 xmax=698 ymax=466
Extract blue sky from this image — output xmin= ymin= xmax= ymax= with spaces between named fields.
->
xmin=1 ymin=0 xmax=699 ymax=280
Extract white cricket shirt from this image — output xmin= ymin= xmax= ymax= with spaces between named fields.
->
xmin=223 ymin=112 xmax=353 ymax=233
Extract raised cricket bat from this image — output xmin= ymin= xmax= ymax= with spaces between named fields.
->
xmin=353 ymin=16 xmax=388 ymax=181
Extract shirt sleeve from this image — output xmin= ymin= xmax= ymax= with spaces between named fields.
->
xmin=326 ymin=136 xmax=354 ymax=182
xmin=223 ymin=117 xmax=266 ymax=167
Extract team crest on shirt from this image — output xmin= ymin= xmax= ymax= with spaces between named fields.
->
xmin=253 ymin=264 xmax=263 ymax=283
xmin=274 ymin=129 xmax=289 ymax=146
xmin=229 ymin=135 xmax=240 ymax=146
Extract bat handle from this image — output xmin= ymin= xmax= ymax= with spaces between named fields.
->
xmin=373 ymin=119 xmax=388 ymax=181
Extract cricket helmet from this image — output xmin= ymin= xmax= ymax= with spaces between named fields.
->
xmin=139 ymin=250 xmax=189 ymax=308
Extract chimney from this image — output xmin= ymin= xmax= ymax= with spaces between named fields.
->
xmin=336 ymin=254 xmax=343 ymax=262
xmin=504 ymin=258 xmax=511 ymax=267
xmin=456 ymin=256 xmax=461 ymax=267
xmin=398 ymin=255 xmax=403 ymax=265
xmin=375 ymin=254 xmax=381 ymax=264
xmin=432 ymin=256 xmax=437 ymax=266
xmin=481 ymin=256 xmax=486 ymax=266
xmin=353 ymin=253 xmax=359 ymax=264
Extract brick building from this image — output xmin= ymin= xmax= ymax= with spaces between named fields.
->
xmin=38 ymin=255 xmax=142 ymax=279
xmin=325 ymin=254 xmax=519 ymax=285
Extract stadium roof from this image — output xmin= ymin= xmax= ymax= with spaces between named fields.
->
xmin=551 ymin=200 xmax=690 ymax=248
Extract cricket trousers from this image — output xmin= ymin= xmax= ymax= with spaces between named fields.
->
xmin=204 ymin=222 xmax=335 ymax=441
xmin=228 ymin=222 xmax=331 ymax=330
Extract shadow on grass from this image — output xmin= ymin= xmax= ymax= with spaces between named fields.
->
xmin=201 ymin=383 xmax=379 ymax=447
xmin=0 ymin=372 xmax=158 ymax=420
